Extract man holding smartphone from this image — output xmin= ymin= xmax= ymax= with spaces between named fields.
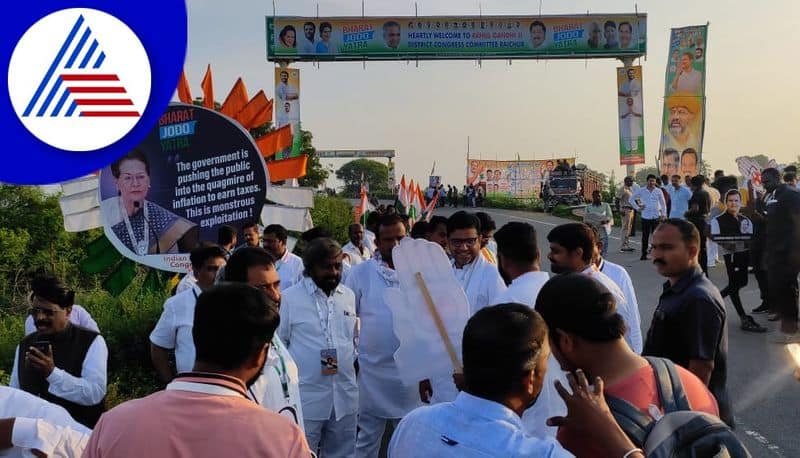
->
xmin=9 ymin=275 xmax=107 ymax=428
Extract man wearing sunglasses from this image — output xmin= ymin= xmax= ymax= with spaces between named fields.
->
xmin=447 ymin=211 xmax=506 ymax=316
xmin=10 ymin=275 xmax=108 ymax=428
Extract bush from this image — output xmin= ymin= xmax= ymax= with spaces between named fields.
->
xmin=483 ymin=195 xmax=544 ymax=212
xmin=309 ymin=195 xmax=354 ymax=245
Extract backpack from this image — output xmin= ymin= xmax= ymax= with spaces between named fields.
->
xmin=606 ymin=357 xmax=751 ymax=458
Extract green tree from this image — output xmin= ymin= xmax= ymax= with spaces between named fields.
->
xmin=634 ymin=166 xmax=661 ymax=185
xmin=336 ymin=159 xmax=390 ymax=197
xmin=297 ymin=130 xmax=329 ymax=189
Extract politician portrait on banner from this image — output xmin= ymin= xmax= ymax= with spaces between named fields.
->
xmin=99 ymin=104 xmax=268 ymax=272
xmin=659 ymin=25 xmax=707 ymax=177
xmin=616 ymin=66 xmax=645 ymax=165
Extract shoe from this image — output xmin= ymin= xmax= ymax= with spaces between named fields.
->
xmin=770 ymin=332 xmax=800 ymax=344
xmin=752 ymin=303 xmax=770 ymax=314
xmin=620 ymin=247 xmax=635 ymax=252
xmin=640 ymin=254 xmax=648 ymax=261
xmin=740 ymin=316 xmax=767 ymax=333
xmin=768 ymin=313 xmax=780 ymax=322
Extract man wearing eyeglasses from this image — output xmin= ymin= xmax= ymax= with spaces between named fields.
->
xmin=447 ymin=211 xmax=506 ymax=316
xmin=10 ymin=275 xmax=107 ymax=428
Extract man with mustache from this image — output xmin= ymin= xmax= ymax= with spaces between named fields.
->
xmin=662 ymin=95 xmax=701 ymax=154
xmin=83 ymin=284 xmax=312 ymax=457
xmin=300 ymin=21 xmax=316 ymax=54
xmin=10 ymin=275 xmax=107 ymax=428
xmin=224 ymin=247 xmax=305 ymax=430
xmin=278 ymin=238 xmax=359 ymax=457
xmin=643 ymin=218 xmax=732 ymax=427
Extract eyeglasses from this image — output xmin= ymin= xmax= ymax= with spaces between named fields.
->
xmin=450 ymin=238 xmax=478 ymax=248
xmin=29 ymin=307 xmax=59 ymax=317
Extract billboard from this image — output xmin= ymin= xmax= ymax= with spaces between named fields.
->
xmin=275 ymin=67 xmax=300 ymax=160
xmin=99 ymin=104 xmax=268 ymax=272
xmin=658 ymin=25 xmax=707 ymax=178
xmin=467 ymin=158 xmax=575 ymax=198
xmin=616 ymin=66 xmax=645 ymax=165
xmin=267 ymin=15 xmax=646 ymax=61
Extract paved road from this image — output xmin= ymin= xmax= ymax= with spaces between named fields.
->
xmin=428 ymin=205 xmax=800 ymax=456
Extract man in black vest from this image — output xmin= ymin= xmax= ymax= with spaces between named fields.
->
xmin=10 ymin=275 xmax=107 ymax=428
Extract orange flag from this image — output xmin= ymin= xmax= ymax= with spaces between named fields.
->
xmin=235 ymin=90 xmax=273 ymax=129
xmin=220 ymin=77 xmax=248 ymax=118
xmin=200 ymin=64 xmax=214 ymax=109
xmin=267 ymin=155 xmax=308 ymax=182
xmin=177 ymin=70 xmax=192 ymax=103
xmin=255 ymin=124 xmax=293 ymax=159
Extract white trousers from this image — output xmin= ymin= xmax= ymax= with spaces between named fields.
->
xmin=304 ymin=410 xmax=357 ymax=458
xmin=355 ymin=412 xmax=400 ymax=458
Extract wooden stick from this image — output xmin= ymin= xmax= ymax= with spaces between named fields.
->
xmin=415 ymin=272 xmax=462 ymax=373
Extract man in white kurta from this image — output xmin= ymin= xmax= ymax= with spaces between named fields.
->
xmin=447 ymin=211 xmax=506 ymax=316
xmin=263 ymin=224 xmax=304 ymax=290
xmin=0 ymin=386 xmax=91 ymax=457
xmin=345 ymin=215 xmax=420 ymax=458
xmin=279 ymin=239 xmax=359 ymax=457
xmin=222 ymin=246 xmax=305 ymax=430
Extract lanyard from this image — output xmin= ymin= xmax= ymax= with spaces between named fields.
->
xmin=121 ymin=198 xmax=149 ymax=255
xmin=270 ymin=337 xmax=291 ymax=402
xmin=308 ymin=282 xmax=336 ymax=348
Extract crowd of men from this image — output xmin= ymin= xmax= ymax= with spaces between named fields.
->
xmin=4 ymin=167 xmax=799 ymax=456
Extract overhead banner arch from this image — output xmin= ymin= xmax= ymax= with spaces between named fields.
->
xmin=267 ymin=14 xmax=646 ymax=61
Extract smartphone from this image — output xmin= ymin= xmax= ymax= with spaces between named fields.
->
xmin=31 ymin=340 xmax=51 ymax=354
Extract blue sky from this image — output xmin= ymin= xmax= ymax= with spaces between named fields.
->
xmin=183 ymin=0 xmax=799 ymax=187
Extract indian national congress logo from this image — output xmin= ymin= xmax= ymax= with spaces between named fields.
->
xmin=8 ymin=8 xmax=151 ymax=151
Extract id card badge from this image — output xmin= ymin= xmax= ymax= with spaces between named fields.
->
xmin=321 ymin=348 xmax=338 ymax=375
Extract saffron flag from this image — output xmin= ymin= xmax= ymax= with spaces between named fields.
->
xmin=256 ymin=124 xmax=293 ymax=158
xmin=266 ymin=155 xmax=308 ymax=182
xmin=200 ymin=64 xmax=214 ymax=109
xmin=220 ymin=77 xmax=249 ymax=118
xmin=354 ymin=184 xmax=375 ymax=224
xmin=235 ymin=90 xmax=273 ymax=129
xmin=396 ymin=175 xmax=409 ymax=214
xmin=177 ymin=70 xmax=192 ymax=104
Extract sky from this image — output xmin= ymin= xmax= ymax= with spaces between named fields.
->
xmin=183 ymin=0 xmax=800 ymax=188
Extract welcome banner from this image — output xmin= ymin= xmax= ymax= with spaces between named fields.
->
xmin=267 ymin=15 xmax=646 ymax=61
xmin=658 ymin=25 xmax=707 ymax=178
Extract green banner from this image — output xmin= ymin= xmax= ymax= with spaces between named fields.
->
xmin=267 ymin=15 xmax=646 ymax=61
xmin=658 ymin=25 xmax=707 ymax=178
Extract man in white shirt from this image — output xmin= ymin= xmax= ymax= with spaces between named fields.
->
xmin=24 ymin=304 xmax=97 ymax=336
xmin=344 ymin=214 xmax=420 ymax=458
xmin=447 ymin=211 xmax=506 ymax=316
xmin=630 ymin=174 xmax=667 ymax=260
xmin=388 ymin=304 xmax=646 ymax=458
xmin=667 ymin=174 xmax=693 ymax=219
xmin=263 ymin=224 xmax=304 ymax=290
xmin=150 ymin=245 xmax=227 ymax=382
xmin=276 ymin=70 xmax=299 ymax=103
xmin=547 ymin=224 xmax=642 ymax=354
xmin=223 ymin=246 xmax=305 ymax=430
xmin=342 ymin=223 xmax=372 ymax=266
xmin=10 ymin=275 xmax=107 ymax=428
xmin=592 ymin=231 xmax=641 ymax=329
xmin=279 ymin=238 xmax=359 ymax=457
xmin=363 ymin=213 xmax=379 ymax=254
xmin=0 ymin=386 xmax=91 ymax=457
xmin=489 ymin=222 xmax=558 ymax=439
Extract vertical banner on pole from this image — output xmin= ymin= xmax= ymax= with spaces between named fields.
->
xmin=658 ymin=25 xmax=708 ymax=178
xmin=274 ymin=67 xmax=300 ymax=160
xmin=617 ymin=65 xmax=645 ymax=165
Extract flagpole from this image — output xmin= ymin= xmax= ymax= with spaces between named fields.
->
xmin=466 ymin=136 xmax=470 ymax=186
